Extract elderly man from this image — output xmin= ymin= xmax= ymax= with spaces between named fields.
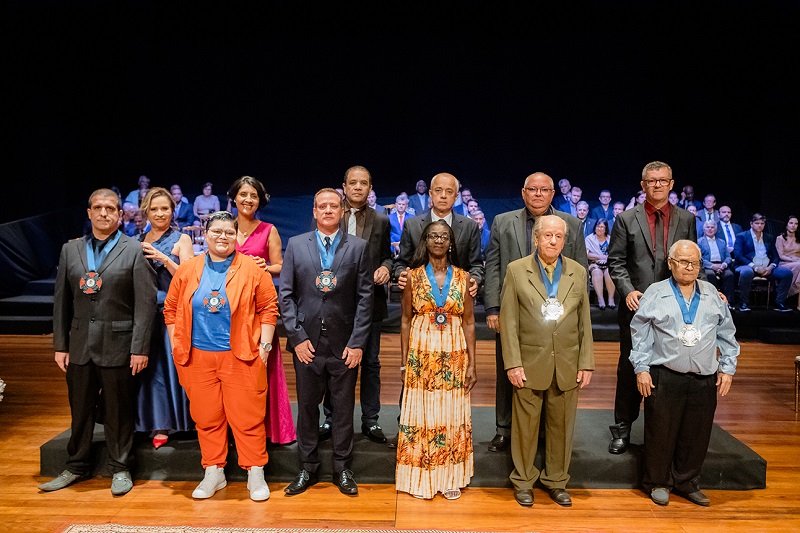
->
xmin=700 ymin=194 xmax=719 ymax=224
xmin=699 ymin=220 xmax=735 ymax=303
xmin=555 ymin=178 xmax=572 ymax=211
xmin=484 ymin=172 xmax=588 ymax=452
xmin=677 ymin=184 xmax=702 ymax=211
xmin=40 ymin=188 xmax=157 ymax=495
xmin=576 ymin=201 xmax=596 ymax=238
xmin=500 ymin=215 xmax=593 ymax=507
xmin=631 ymin=240 xmax=739 ymax=506
xmin=607 ymin=161 xmax=698 ymax=455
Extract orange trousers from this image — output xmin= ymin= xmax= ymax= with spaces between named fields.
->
xmin=176 ymin=348 xmax=268 ymax=469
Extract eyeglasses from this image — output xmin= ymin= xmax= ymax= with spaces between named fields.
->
xmin=207 ymin=228 xmax=237 ymax=238
xmin=427 ymin=233 xmax=451 ymax=242
xmin=524 ymin=187 xmax=554 ymax=195
xmin=642 ymin=178 xmax=672 ymax=187
xmin=669 ymin=257 xmax=702 ymax=269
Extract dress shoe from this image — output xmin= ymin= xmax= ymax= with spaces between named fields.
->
xmin=738 ymin=303 xmax=751 ymax=312
xmin=332 ymin=469 xmax=358 ymax=495
xmin=675 ymin=488 xmax=710 ymax=506
xmin=773 ymin=303 xmax=791 ymax=312
xmin=387 ymin=434 xmax=398 ymax=449
xmin=608 ymin=302 xmax=616 ymax=309
xmin=608 ymin=424 xmax=630 ymax=454
xmin=514 ymin=489 xmax=534 ymax=507
xmin=38 ymin=470 xmax=82 ymax=492
xmin=488 ymin=434 xmax=510 ymax=452
xmin=598 ymin=304 xmax=606 ymax=310
xmin=284 ymin=469 xmax=318 ymax=495
xmin=192 ymin=465 xmax=227 ymax=499
xmin=247 ymin=465 xmax=270 ymax=501
xmin=153 ymin=433 xmax=169 ymax=449
xmin=318 ymin=422 xmax=332 ymax=442
xmin=650 ymin=487 xmax=670 ymax=506
xmin=361 ymin=423 xmax=387 ymax=443
xmin=548 ymin=488 xmax=572 ymax=507
xmin=110 ymin=471 xmax=133 ymax=496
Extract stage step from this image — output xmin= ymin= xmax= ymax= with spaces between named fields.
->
xmin=0 ymin=315 xmax=53 ymax=335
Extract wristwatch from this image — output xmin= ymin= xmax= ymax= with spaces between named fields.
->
xmin=259 ymin=342 xmax=272 ymax=352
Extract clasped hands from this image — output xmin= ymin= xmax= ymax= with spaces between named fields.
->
xmin=295 ymin=340 xmax=362 ymax=368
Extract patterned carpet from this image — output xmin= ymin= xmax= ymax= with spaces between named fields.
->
xmin=62 ymin=526 xmax=516 ymax=533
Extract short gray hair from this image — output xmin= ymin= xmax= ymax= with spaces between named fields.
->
xmin=668 ymin=239 xmax=701 ymax=259
xmin=532 ymin=214 xmax=568 ymax=240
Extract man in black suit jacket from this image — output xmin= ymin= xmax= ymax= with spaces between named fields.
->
xmin=394 ymin=173 xmax=484 ymax=297
xmin=717 ymin=205 xmax=742 ymax=254
xmin=591 ymin=190 xmax=614 ymax=222
xmin=607 ymin=162 xmax=698 ymax=455
xmin=407 ymin=180 xmax=430 ymax=216
xmin=576 ymin=201 xmax=597 ymax=239
xmin=170 ymin=184 xmax=194 ymax=229
xmin=319 ymin=166 xmax=394 ymax=444
xmin=280 ymin=188 xmax=374 ymax=496
xmin=40 ymin=189 xmax=157 ymax=496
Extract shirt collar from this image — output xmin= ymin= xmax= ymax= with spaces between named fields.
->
xmin=317 ymin=228 xmax=340 ymax=240
xmin=431 ymin=211 xmax=453 ymax=225
xmin=644 ymin=200 xmax=669 ymax=217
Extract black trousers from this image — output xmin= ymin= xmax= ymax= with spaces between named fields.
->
xmin=642 ymin=365 xmax=717 ymax=493
xmin=294 ymin=334 xmax=358 ymax=474
xmin=66 ymin=360 xmax=136 ymax=475
xmin=613 ymin=305 xmax=641 ymax=428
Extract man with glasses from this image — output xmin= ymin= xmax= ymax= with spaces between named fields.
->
xmin=483 ymin=172 xmax=588 ymax=452
xmin=630 ymin=240 xmax=739 ymax=507
xmin=607 ymin=161 xmax=698 ymax=455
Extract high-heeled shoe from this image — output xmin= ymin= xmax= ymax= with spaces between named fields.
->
xmin=153 ymin=433 xmax=169 ymax=449
xmin=608 ymin=302 xmax=616 ymax=309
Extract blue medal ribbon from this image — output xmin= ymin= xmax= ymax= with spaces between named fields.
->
xmin=204 ymin=253 xmax=231 ymax=293
xmin=534 ymin=254 xmax=562 ymax=298
xmin=316 ymin=230 xmax=342 ymax=270
xmin=669 ymin=277 xmax=701 ymax=324
xmin=425 ymin=263 xmax=453 ymax=308
xmin=85 ymin=231 xmax=122 ymax=271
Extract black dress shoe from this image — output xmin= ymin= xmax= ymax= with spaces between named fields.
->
xmin=318 ymin=422 xmax=332 ymax=442
xmin=488 ymin=434 xmax=510 ymax=452
xmin=514 ymin=489 xmax=533 ymax=507
xmin=284 ymin=469 xmax=318 ymax=495
xmin=361 ymin=423 xmax=387 ymax=443
xmin=608 ymin=424 xmax=629 ymax=454
xmin=549 ymin=488 xmax=572 ymax=507
xmin=675 ymin=488 xmax=710 ymax=506
xmin=333 ymin=469 xmax=358 ymax=495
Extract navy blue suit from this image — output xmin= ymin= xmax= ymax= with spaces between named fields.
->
xmin=733 ymin=230 xmax=792 ymax=307
xmin=591 ymin=205 xmax=613 ymax=222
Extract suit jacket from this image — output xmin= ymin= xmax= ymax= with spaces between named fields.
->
xmin=591 ymin=205 xmax=613 ymax=222
xmin=389 ymin=211 xmax=413 ymax=244
xmin=371 ymin=204 xmax=386 ymax=215
xmin=408 ymin=193 xmax=429 ymax=216
xmin=694 ymin=216 xmax=705 ymax=239
xmin=483 ymin=207 xmax=589 ymax=311
xmin=698 ymin=236 xmax=733 ymax=268
xmin=678 ymin=199 xmax=703 ymax=211
xmin=339 ymin=205 xmax=394 ymax=321
xmin=279 ymin=231 xmax=374 ymax=358
xmin=499 ymin=255 xmax=594 ymax=392
xmin=453 ymin=203 xmax=470 ymax=217
xmin=579 ymin=217 xmax=597 ymax=239
xmin=733 ymin=230 xmax=779 ymax=267
xmin=717 ymin=221 xmax=743 ymax=249
xmin=608 ymin=203 xmax=698 ymax=299
xmin=174 ymin=201 xmax=193 ymax=229
xmin=53 ymin=232 xmax=157 ymax=366
xmin=394 ymin=212 xmax=485 ymax=286
xmin=699 ymin=209 xmax=720 ymax=225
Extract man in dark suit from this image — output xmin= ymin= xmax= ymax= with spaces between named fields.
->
xmin=483 ymin=172 xmax=589 ymax=452
xmin=318 ymin=166 xmax=393 ymax=444
xmin=280 ymin=188 xmax=374 ymax=496
xmin=389 ymin=193 xmax=413 ymax=255
xmin=394 ymin=172 xmax=484 ymax=297
xmin=40 ymin=188 xmax=157 ymax=496
xmin=699 ymin=220 xmax=735 ymax=303
xmin=677 ymin=184 xmax=703 ymax=211
xmin=733 ymin=213 xmax=793 ymax=312
xmin=699 ymin=194 xmax=720 ymax=225
xmin=170 ymin=184 xmax=193 ymax=229
xmin=717 ymin=205 xmax=742 ymax=254
xmin=576 ymin=201 xmax=596 ymax=239
xmin=607 ymin=161 xmax=698 ymax=455
xmin=407 ymin=179 xmax=429 ymax=216
xmin=591 ymin=190 xmax=614 ymax=222
xmin=553 ymin=178 xmax=572 ymax=212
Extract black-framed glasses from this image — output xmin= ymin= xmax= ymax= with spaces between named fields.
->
xmin=643 ymin=178 xmax=672 ymax=187
xmin=427 ymin=233 xmax=451 ymax=242
xmin=524 ymin=187 xmax=554 ymax=195
xmin=669 ymin=257 xmax=701 ymax=269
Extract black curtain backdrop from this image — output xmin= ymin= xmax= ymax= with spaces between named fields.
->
xmin=6 ymin=2 xmax=800 ymax=225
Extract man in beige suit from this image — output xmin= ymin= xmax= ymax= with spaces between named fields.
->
xmin=500 ymin=215 xmax=594 ymax=508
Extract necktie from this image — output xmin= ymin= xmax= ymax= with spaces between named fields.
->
xmin=724 ymin=224 xmax=734 ymax=248
xmin=398 ymin=214 xmax=404 ymax=230
xmin=348 ymin=209 xmax=357 ymax=236
xmin=324 ymin=236 xmax=331 ymax=252
xmin=544 ymin=264 xmax=555 ymax=282
xmin=654 ymin=210 xmax=665 ymax=265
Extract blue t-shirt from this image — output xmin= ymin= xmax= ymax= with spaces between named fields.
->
xmin=191 ymin=254 xmax=234 ymax=351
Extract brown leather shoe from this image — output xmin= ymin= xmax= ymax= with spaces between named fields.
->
xmin=514 ymin=489 xmax=533 ymax=507
xmin=675 ymin=488 xmax=710 ymax=506
xmin=549 ymin=488 xmax=572 ymax=507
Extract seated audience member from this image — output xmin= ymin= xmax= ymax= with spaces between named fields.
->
xmin=608 ymin=201 xmax=625 ymax=234
xmin=625 ymin=190 xmax=646 ymax=210
xmin=561 ymin=186 xmax=582 ymax=217
xmin=554 ymin=178 xmax=572 ymax=211
xmin=576 ymin=201 xmax=596 ymax=238
xmin=717 ymin=206 xmax=742 ymax=254
xmin=776 ymin=215 xmax=800 ymax=307
xmin=699 ymin=220 xmax=735 ymax=304
xmin=133 ymin=210 xmax=148 ymax=235
xmin=677 ymin=184 xmax=703 ymax=211
xmin=686 ymin=205 xmax=704 ymax=238
xmin=700 ymin=194 xmax=719 ymax=224
xmin=586 ymin=219 xmax=616 ymax=309
xmin=591 ymin=190 xmax=613 ymax=222
xmin=466 ymin=199 xmax=480 ymax=215
xmin=471 ymin=210 xmax=490 ymax=262
xmin=455 ymin=188 xmax=474 ymax=216
xmin=193 ymin=182 xmax=220 ymax=223
xmin=125 ymin=175 xmax=151 ymax=206
xmin=668 ymin=191 xmax=679 ymax=206
xmin=121 ymin=202 xmax=139 ymax=236
xmin=389 ymin=193 xmax=413 ymax=255
xmin=408 ymin=180 xmax=429 ymax=216
xmin=367 ymin=189 xmax=386 ymax=214
xmin=733 ymin=213 xmax=793 ymax=312
xmin=171 ymin=184 xmax=193 ymax=230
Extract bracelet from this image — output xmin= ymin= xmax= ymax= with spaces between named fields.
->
xmin=400 ymin=366 xmax=406 ymax=371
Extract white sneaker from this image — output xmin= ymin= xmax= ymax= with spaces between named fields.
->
xmin=247 ymin=465 xmax=271 ymax=501
xmin=192 ymin=465 xmax=227 ymax=499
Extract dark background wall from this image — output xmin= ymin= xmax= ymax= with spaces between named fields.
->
xmin=6 ymin=2 xmax=799 ymax=227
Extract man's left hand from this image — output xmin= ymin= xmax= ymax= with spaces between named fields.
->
xmin=374 ymin=266 xmax=390 ymax=285
xmin=636 ymin=371 xmax=654 ymax=397
xmin=468 ymin=278 xmax=479 ymax=298
xmin=717 ymin=373 xmax=733 ymax=396
xmin=577 ymin=370 xmax=593 ymax=389
xmin=343 ymin=347 xmax=362 ymax=369
xmin=130 ymin=354 xmax=148 ymax=375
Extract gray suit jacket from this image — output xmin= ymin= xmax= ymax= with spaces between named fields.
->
xmin=394 ymin=212 xmax=484 ymax=286
xmin=53 ymin=232 xmax=157 ymax=366
xmin=279 ymin=231 xmax=374 ymax=358
xmin=484 ymin=207 xmax=589 ymax=311
xmin=608 ymin=203 xmax=698 ymax=299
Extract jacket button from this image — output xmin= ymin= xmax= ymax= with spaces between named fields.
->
xmin=551 ymin=351 xmax=555 ymax=356
xmin=92 ymin=298 xmax=96 ymax=302
xmin=91 ymin=318 xmax=95 ymax=322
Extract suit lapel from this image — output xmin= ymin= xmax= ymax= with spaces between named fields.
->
xmin=331 ymin=233 xmax=349 ymax=273
xmin=634 ymin=205 xmax=655 ymax=258
xmin=305 ymin=233 xmax=321 ymax=269
xmin=526 ymin=256 xmax=547 ymax=301
xmin=514 ymin=209 xmax=527 ymax=258
xmin=556 ymin=259 xmax=575 ymax=303
xmin=667 ymin=204 xmax=680 ymax=246
xmin=78 ymin=236 xmax=90 ymax=272
xmin=362 ymin=207 xmax=375 ymax=242
xmin=226 ymin=254 xmax=241 ymax=312
xmin=97 ymin=236 xmax=127 ymax=275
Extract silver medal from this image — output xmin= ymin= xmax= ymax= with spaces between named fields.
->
xmin=678 ymin=324 xmax=701 ymax=347
xmin=541 ymin=298 xmax=564 ymax=321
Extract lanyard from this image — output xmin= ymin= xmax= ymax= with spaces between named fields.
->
xmin=535 ymin=254 xmax=562 ymax=298
xmin=669 ymin=277 xmax=701 ymax=324
xmin=425 ymin=263 xmax=453 ymax=308
xmin=85 ymin=231 xmax=121 ymax=271
xmin=316 ymin=230 xmax=342 ymax=270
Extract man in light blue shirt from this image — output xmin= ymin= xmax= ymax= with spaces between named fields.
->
xmin=630 ymin=240 xmax=739 ymax=508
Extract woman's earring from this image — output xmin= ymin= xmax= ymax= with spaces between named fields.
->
xmin=448 ymin=245 xmax=453 ymax=252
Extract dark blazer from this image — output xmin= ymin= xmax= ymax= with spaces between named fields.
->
xmin=279 ymin=231 xmax=374 ymax=359
xmin=579 ymin=217 xmax=597 ymax=239
xmin=371 ymin=204 xmax=386 ymax=215
xmin=608 ymin=203 xmax=698 ymax=299
xmin=699 ymin=236 xmax=733 ymax=268
xmin=53 ymin=232 xmax=157 ymax=366
xmin=408 ymin=193 xmax=429 ymax=216
xmin=174 ymin=201 xmax=193 ymax=229
xmin=339 ymin=206 xmax=393 ymax=321
xmin=717 ymin=221 xmax=743 ymax=249
xmin=591 ymin=205 xmax=613 ymax=222
xmin=389 ymin=211 xmax=413 ymax=244
xmin=483 ymin=207 xmax=589 ymax=311
xmin=733 ymin=230 xmax=779 ymax=267
xmin=394 ymin=212 xmax=485 ymax=286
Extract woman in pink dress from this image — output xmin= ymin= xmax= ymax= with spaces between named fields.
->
xmin=229 ymin=175 xmax=297 ymax=444
xmin=776 ymin=215 xmax=800 ymax=306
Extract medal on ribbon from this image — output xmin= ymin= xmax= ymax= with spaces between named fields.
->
xmin=80 ymin=271 xmax=102 ymax=294
xmin=203 ymin=290 xmax=227 ymax=313
xmin=202 ymin=254 xmax=230 ymax=314
xmin=541 ymin=297 xmax=564 ymax=321
xmin=81 ymin=231 xmax=121 ymax=296
xmin=536 ymin=255 xmax=563 ymax=321
xmin=669 ymin=277 xmax=702 ymax=347
xmin=316 ymin=269 xmax=337 ymax=292
xmin=425 ymin=263 xmax=453 ymax=330
xmin=431 ymin=307 xmax=451 ymax=330
xmin=678 ymin=324 xmax=701 ymax=347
